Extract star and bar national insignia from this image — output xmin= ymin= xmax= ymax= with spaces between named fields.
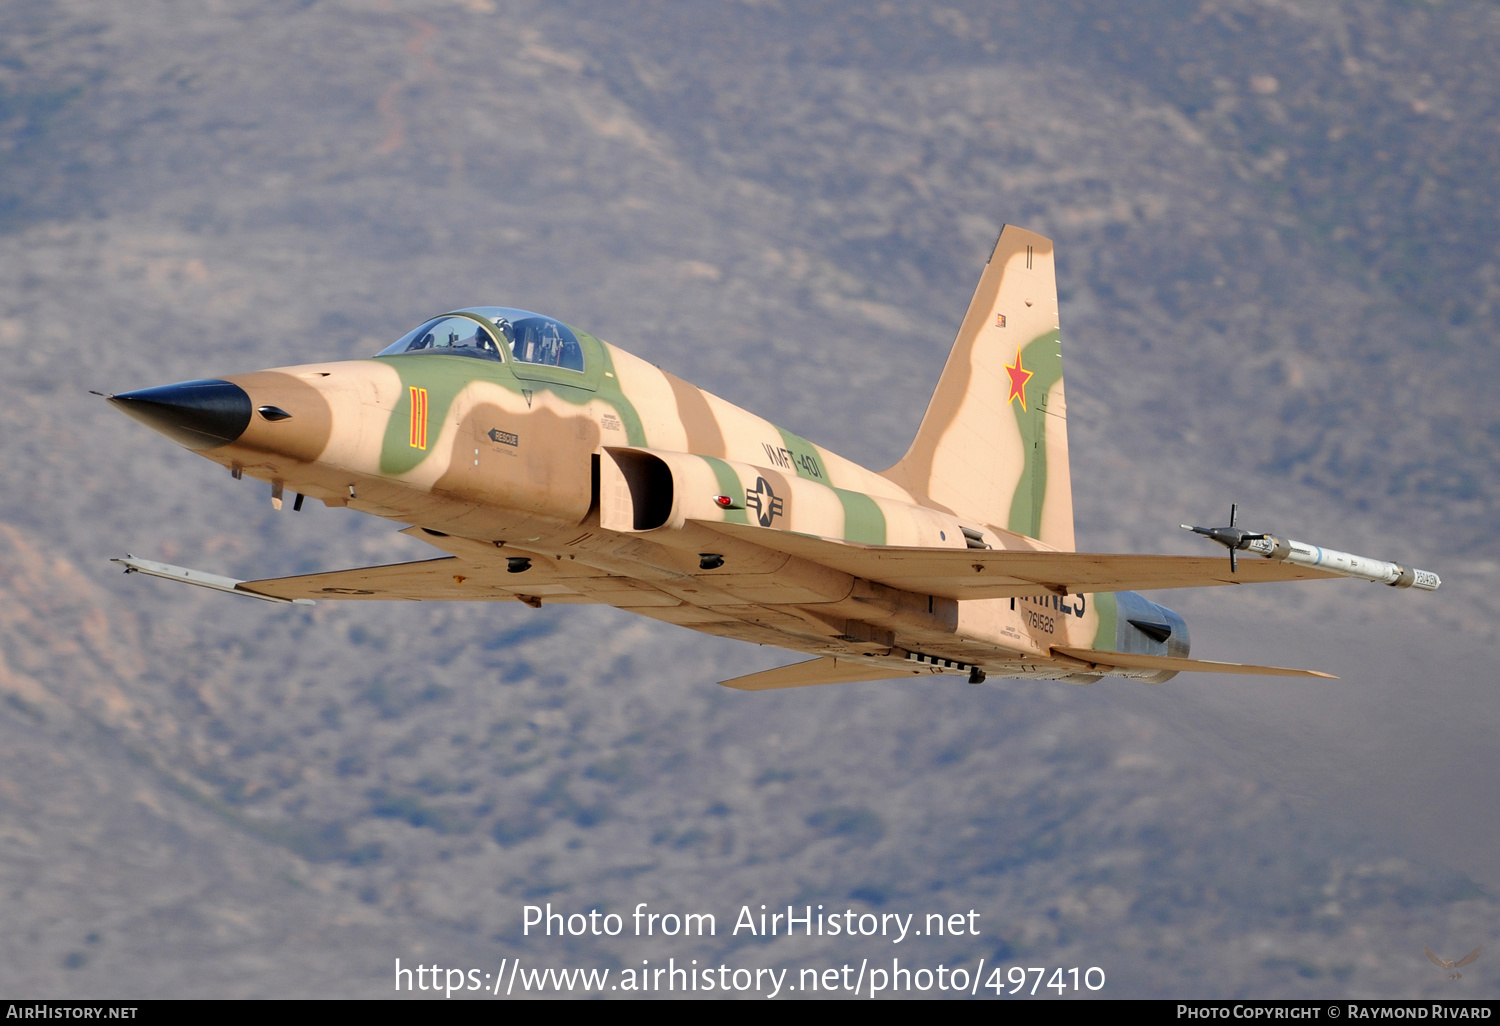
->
xmin=1005 ymin=346 xmax=1033 ymax=411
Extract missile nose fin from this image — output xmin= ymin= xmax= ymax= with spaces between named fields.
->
xmin=108 ymin=379 xmax=252 ymax=450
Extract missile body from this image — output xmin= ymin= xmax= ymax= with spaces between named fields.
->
xmin=1241 ymin=534 xmax=1440 ymax=590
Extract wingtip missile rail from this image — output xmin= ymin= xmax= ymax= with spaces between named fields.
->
xmin=1182 ymin=516 xmax=1440 ymax=591
xmin=111 ymin=555 xmax=316 ymax=605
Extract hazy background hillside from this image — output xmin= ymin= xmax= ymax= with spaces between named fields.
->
xmin=0 ymin=0 xmax=1496 ymax=998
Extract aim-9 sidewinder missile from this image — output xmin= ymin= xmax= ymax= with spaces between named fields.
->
xmin=1183 ymin=506 xmax=1440 ymax=591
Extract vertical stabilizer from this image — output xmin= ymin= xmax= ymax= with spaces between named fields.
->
xmin=881 ymin=225 xmax=1074 ymax=550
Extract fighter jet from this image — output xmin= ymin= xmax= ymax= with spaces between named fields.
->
xmin=104 ymin=226 xmax=1438 ymax=690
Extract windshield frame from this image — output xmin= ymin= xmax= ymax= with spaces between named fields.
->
xmin=375 ymin=312 xmax=510 ymax=363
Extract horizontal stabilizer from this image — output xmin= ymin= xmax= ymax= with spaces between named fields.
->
xmin=719 ymin=656 xmax=937 ymax=691
xmin=1052 ymin=647 xmax=1335 ymax=679
xmin=694 ymin=521 xmax=1340 ymax=599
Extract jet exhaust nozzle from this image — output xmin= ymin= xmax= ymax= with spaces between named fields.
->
xmin=107 ymin=379 xmax=253 ymax=450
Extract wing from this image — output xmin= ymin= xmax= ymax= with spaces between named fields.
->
xmin=1426 ymin=947 xmax=1447 ymax=968
xmin=238 ymin=555 xmax=673 ymax=606
xmin=720 ymin=656 xmax=940 ymax=691
xmin=1051 ymin=647 xmax=1335 ymax=679
xmin=1455 ymin=945 xmax=1484 ymax=968
xmin=694 ymin=522 xmax=1340 ymax=599
xmin=240 ymin=557 xmax=593 ymax=602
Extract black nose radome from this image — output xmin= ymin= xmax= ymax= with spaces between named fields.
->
xmin=108 ymin=379 xmax=252 ymax=450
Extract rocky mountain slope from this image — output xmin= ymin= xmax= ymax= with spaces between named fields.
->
xmin=0 ymin=0 xmax=1496 ymax=998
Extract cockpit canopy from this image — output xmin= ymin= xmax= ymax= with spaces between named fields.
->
xmin=375 ymin=307 xmax=586 ymax=372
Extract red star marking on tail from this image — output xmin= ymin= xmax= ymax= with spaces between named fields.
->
xmin=1005 ymin=346 xmax=1033 ymax=410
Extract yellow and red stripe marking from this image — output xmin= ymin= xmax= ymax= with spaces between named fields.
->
xmin=409 ymin=386 xmax=428 ymax=449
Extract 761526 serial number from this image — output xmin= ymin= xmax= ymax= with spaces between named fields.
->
xmin=1021 ymin=609 xmax=1057 ymax=634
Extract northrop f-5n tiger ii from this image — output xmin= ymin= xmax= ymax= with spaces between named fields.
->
xmin=105 ymin=226 xmax=1438 ymax=689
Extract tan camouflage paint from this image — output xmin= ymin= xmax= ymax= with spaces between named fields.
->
xmin=882 ymin=225 xmax=1074 ymax=551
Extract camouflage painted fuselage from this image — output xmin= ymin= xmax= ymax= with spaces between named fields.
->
xmin=124 ymin=227 xmax=1181 ymax=688
xmin=115 ymin=227 xmax=1250 ymax=690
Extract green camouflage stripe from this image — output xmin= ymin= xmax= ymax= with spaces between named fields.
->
xmin=375 ymin=355 xmax=494 ymax=475
xmin=700 ymin=456 xmax=750 ymax=526
xmin=375 ymin=333 xmax=646 ymax=474
xmin=834 ymin=488 xmax=886 ymax=545
xmin=588 ymin=336 xmax=647 ymax=447
xmin=774 ymin=427 xmax=829 ymax=483
xmin=1005 ymin=328 xmax=1064 ymax=538
xmin=1090 ymin=591 xmax=1118 ymax=651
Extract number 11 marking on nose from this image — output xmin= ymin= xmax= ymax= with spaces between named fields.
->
xmin=409 ymin=387 xmax=428 ymax=449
